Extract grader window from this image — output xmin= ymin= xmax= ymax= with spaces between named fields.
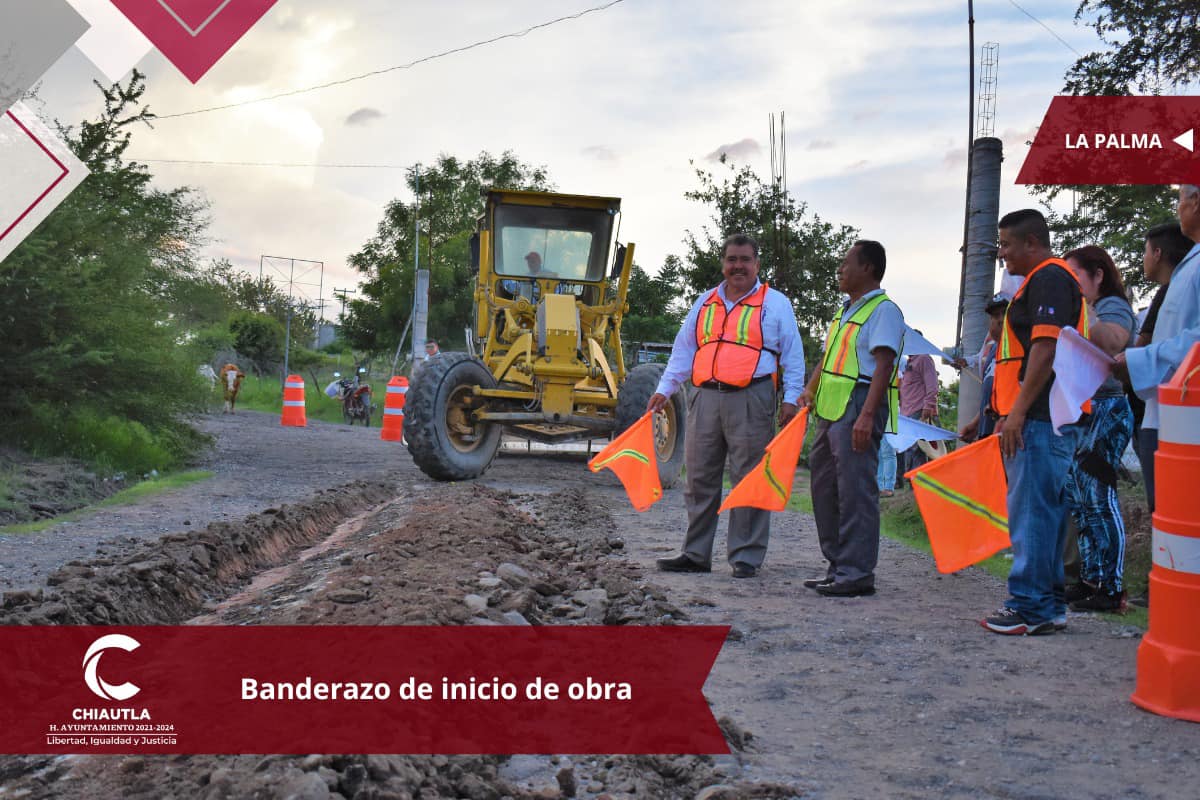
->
xmin=493 ymin=204 xmax=614 ymax=282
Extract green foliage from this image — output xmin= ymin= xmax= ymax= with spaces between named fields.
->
xmin=229 ymin=311 xmax=284 ymax=371
xmin=621 ymin=257 xmax=689 ymax=351
xmin=1066 ymin=0 xmax=1200 ymax=94
xmin=678 ymin=158 xmax=858 ymax=357
xmin=1033 ymin=2 xmax=1198 ymax=297
xmin=343 ymin=152 xmax=553 ymax=354
xmin=0 ymin=72 xmax=212 ymax=469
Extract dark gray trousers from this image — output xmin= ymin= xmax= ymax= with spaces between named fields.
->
xmin=810 ymin=384 xmax=887 ymax=585
xmin=682 ymin=379 xmax=777 ymax=568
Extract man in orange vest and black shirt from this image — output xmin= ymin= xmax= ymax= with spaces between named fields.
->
xmin=982 ymin=209 xmax=1089 ymax=636
xmin=648 ymin=233 xmax=807 ymax=578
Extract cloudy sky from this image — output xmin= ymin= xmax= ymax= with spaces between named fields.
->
xmin=32 ymin=0 xmax=1106 ymax=351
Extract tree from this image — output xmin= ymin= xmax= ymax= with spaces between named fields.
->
xmin=678 ymin=158 xmax=859 ymax=358
xmin=0 ymin=72 xmax=210 ymax=469
xmin=343 ymin=152 xmax=552 ymax=355
xmin=228 ymin=311 xmax=285 ymax=372
xmin=1035 ymin=1 xmax=1198 ymax=296
xmin=621 ymin=256 xmax=689 ymax=349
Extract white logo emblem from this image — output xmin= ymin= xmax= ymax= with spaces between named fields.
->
xmin=83 ymin=634 xmax=141 ymax=702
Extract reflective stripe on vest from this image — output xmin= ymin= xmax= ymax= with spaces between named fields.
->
xmin=691 ymin=283 xmax=771 ymax=388
xmin=990 ymin=259 xmax=1089 ymax=417
xmin=814 ymin=293 xmax=901 ymax=432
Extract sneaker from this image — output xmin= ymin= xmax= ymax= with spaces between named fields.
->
xmin=803 ymin=576 xmax=834 ymax=589
xmin=1070 ymin=590 xmax=1127 ymax=613
xmin=1064 ymin=581 xmax=1096 ymax=603
xmin=980 ymin=607 xmax=1055 ymax=636
xmin=1052 ymin=614 xmax=1067 ymax=631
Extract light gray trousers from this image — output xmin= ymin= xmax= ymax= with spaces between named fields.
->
xmin=809 ymin=384 xmax=888 ymax=585
xmin=682 ymin=379 xmax=777 ymax=568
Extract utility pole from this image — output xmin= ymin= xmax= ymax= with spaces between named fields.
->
xmin=333 ymin=288 xmax=355 ymax=321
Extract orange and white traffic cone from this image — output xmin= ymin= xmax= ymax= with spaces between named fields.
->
xmin=380 ymin=376 xmax=408 ymax=441
xmin=1132 ymin=342 xmax=1200 ymax=722
xmin=281 ymin=374 xmax=307 ymax=427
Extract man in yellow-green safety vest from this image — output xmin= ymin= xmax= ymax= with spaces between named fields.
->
xmin=800 ymin=240 xmax=906 ymax=597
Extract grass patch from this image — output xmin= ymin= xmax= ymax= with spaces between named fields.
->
xmin=0 ymin=470 xmax=214 ymax=535
xmin=233 ymin=374 xmax=365 ymax=425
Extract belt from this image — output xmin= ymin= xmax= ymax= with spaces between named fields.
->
xmin=697 ymin=374 xmax=773 ymax=392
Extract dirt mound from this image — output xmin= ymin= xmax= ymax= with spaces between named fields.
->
xmin=0 ymin=481 xmax=395 ymax=625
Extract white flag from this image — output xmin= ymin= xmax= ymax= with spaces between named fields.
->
xmin=886 ymin=415 xmax=958 ymax=454
xmin=1049 ymin=326 xmax=1114 ymax=434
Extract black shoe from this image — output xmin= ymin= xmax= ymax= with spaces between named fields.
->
xmin=803 ymin=576 xmax=834 ymax=589
xmin=980 ymin=607 xmax=1055 ymax=636
xmin=815 ymin=580 xmax=875 ymax=597
xmin=731 ymin=562 xmax=757 ymax=579
xmin=1070 ymin=590 xmax=1127 ymax=613
xmin=656 ymin=554 xmax=711 ymax=573
xmin=1064 ymin=581 xmax=1096 ymax=603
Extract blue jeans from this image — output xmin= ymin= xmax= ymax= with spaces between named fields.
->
xmin=1003 ymin=418 xmax=1084 ymax=624
xmin=876 ymin=435 xmax=897 ymax=492
xmin=1066 ymin=396 xmax=1133 ymax=592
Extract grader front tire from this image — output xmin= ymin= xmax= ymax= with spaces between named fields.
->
xmin=405 ymin=353 xmax=502 ymax=481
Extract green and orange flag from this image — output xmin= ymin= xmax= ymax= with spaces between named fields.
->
xmin=905 ymin=435 xmax=1009 ymax=573
xmin=720 ymin=409 xmax=809 ymax=513
xmin=588 ymin=411 xmax=663 ymax=512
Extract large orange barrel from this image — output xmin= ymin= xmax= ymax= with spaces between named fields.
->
xmin=1132 ymin=342 xmax=1200 ymax=721
xmin=380 ymin=376 xmax=408 ymax=442
xmin=280 ymin=375 xmax=307 ymax=427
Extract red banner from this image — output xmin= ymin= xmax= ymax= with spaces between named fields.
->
xmin=0 ymin=626 xmax=728 ymax=755
xmin=1016 ymin=96 xmax=1200 ymax=185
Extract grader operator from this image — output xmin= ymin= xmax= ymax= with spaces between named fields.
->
xmin=404 ymin=189 xmax=685 ymax=486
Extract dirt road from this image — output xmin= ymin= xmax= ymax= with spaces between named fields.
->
xmin=2 ymin=410 xmax=1198 ymax=799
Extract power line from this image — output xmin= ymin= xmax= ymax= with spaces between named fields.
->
xmin=1007 ymin=0 xmax=1083 ymax=58
xmin=134 ymin=158 xmax=408 ymax=168
xmin=153 ymin=0 xmax=628 ymax=120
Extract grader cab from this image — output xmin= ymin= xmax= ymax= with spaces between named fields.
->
xmin=404 ymin=189 xmax=686 ymax=485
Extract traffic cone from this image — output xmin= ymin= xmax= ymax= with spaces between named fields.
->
xmin=380 ymin=376 xmax=408 ymax=441
xmin=1132 ymin=342 xmax=1200 ymax=722
xmin=281 ymin=374 xmax=307 ymax=427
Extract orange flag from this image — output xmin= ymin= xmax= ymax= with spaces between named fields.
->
xmin=905 ymin=435 xmax=1009 ymax=573
xmin=589 ymin=411 xmax=663 ymax=512
xmin=719 ymin=409 xmax=809 ymax=513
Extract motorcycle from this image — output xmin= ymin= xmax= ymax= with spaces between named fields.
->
xmin=328 ymin=368 xmax=373 ymax=426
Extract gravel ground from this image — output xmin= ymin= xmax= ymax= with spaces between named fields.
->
xmin=2 ymin=409 xmax=1198 ymax=798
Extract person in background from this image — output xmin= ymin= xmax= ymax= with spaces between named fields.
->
xmin=876 ymin=433 xmax=897 ymax=498
xmin=896 ymin=345 xmax=939 ymax=477
xmin=956 ymin=293 xmax=1009 ymax=442
xmin=1062 ymin=246 xmax=1136 ymax=612
xmin=1128 ymin=222 xmax=1195 ymax=510
xmin=424 ymin=339 xmax=441 ymax=360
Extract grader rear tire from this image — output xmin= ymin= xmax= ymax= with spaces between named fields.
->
xmin=615 ymin=363 xmax=687 ymax=489
xmin=405 ymin=353 xmax=502 ymax=481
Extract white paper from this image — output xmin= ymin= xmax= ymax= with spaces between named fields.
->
xmin=901 ymin=327 xmax=945 ymax=358
xmin=0 ymin=102 xmax=90 ymax=265
xmin=1049 ymin=326 xmax=1114 ymax=433
xmin=67 ymin=0 xmax=154 ymax=83
xmin=885 ymin=415 xmax=958 ymax=454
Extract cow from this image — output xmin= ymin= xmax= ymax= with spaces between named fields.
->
xmin=218 ymin=363 xmax=245 ymax=413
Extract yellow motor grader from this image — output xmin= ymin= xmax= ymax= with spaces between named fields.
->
xmin=404 ymin=189 xmax=686 ymax=485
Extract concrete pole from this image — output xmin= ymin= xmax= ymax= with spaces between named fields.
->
xmin=957 ymin=136 xmax=1003 ymax=430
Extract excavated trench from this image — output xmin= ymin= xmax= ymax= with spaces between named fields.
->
xmin=0 ymin=479 xmax=800 ymax=800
